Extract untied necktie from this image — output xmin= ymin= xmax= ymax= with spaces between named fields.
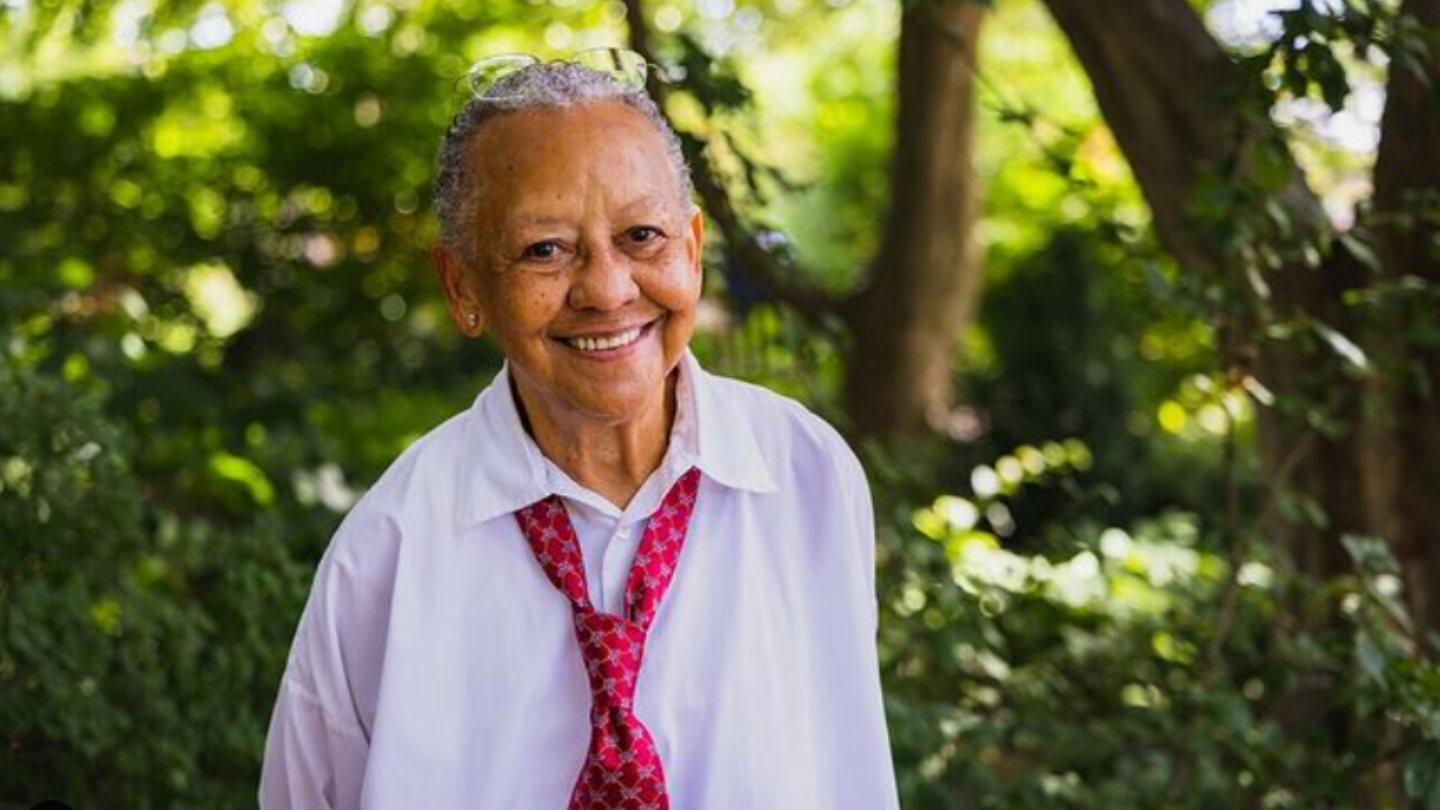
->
xmin=515 ymin=467 xmax=702 ymax=810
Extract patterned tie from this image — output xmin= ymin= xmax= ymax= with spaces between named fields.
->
xmin=515 ymin=467 xmax=702 ymax=810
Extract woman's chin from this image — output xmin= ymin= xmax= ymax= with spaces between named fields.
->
xmin=560 ymin=384 xmax=665 ymax=427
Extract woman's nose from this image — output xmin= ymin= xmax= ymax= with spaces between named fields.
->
xmin=568 ymin=242 xmax=640 ymax=312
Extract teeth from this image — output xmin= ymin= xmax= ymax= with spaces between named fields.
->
xmin=566 ymin=326 xmax=644 ymax=353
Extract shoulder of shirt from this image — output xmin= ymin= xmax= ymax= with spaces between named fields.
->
xmin=320 ymin=407 xmax=471 ymax=567
xmin=701 ymin=369 xmax=868 ymax=492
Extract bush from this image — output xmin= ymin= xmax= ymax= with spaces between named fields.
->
xmin=873 ymin=441 xmax=1440 ymax=810
xmin=0 ymin=359 xmax=310 ymax=809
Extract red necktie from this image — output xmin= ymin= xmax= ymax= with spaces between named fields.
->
xmin=515 ymin=467 xmax=701 ymax=810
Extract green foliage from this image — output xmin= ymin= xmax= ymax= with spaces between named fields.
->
xmin=873 ymin=444 xmax=1440 ymax=810
xmin=3 ymin=0 xmax=1439 ymax=807
xmin=1344 ymin=536 xmax=1440 ymax=810
xmin=1259 ymin=0 xmax=1424 ymax=110
xmin=0 ymin=358 xmax=311 ymax=808
xmin=971 ymin=227 xmax=1235 ymax=527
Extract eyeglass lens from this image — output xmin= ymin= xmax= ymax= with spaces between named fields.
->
xmin=467 ymin=48 xmax=648 ymax=98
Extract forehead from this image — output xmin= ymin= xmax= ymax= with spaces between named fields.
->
xmin=464 ymin=100 xmax=682 ymax=219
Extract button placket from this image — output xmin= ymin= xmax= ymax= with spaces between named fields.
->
xmin=514 ymin=468 xmax=702 ymax=810
xmin=600 ymin=523 xmax=635 ymax=615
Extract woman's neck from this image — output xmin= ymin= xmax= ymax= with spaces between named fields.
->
xmin=512 ymin=373 xmax=677 ymax=510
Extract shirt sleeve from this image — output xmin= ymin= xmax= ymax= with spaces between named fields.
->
xmin=848 ymin=458 xmax=880 ymax=636
xmin=259 ymin=507 xmax=398 ymax=810
xmin=258 ymin=671 xmax=369 ymax=809
xmin=837 ymin=439 xmax=902 ymax=809
xmin=829 ymin=435 xmax=880 ymax=636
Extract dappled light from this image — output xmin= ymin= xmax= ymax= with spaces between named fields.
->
xmin=3 ymin=0 xmax=1439 ymax=806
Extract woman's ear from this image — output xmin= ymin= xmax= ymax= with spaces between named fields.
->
xmin=684 ymin=206 xmax=705 ymax=281
xmin=430 ymin=242 xmax=485 ymax=338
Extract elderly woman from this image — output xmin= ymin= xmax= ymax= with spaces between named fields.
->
xmin=259 ymin=49 xmax=899 ymax=810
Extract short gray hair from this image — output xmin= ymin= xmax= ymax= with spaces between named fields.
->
xmin=433 ymin=62 xmax=695 ymax=260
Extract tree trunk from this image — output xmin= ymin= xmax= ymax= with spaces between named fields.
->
xmin=1367 ymin=0 xmax=1440 ymax=631
xmin=1040 ymin=0 xmax=1248 ymax=274
xmin=1038 ymin=0 xmax=1370 ymax=576
xmin=844 ymin=0 xmax=986 ymax=438
xmin=1039 ymin=0 xmax=1386 ymax=768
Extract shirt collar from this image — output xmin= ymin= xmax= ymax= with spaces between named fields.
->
xmin=454 ymin=351 xmax=777 ymax=531
xmin=683 ymin=351 xmax=777 ymax=496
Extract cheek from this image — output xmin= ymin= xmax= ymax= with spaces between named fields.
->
xmin=649 ymin=257 xmax=702 ymax=312
xmin=657 ymin=270 xmax=700 ymax=352
xmin=675 ymin=272 xmax=703 ymax=317
xmin=494 ymin=282 xmax=567 ymax=336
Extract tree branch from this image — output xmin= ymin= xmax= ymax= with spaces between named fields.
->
xmin=1368 ymin=0 xmax=1440 ymax=632
xmin=621 ymin=0 xmax=844 ymax=327
xmin=1039 ymin=0 xmax=1327 ymax=275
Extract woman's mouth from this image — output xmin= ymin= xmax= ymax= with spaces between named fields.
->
xmin=559 ymin=318 xmax=661 ymax=356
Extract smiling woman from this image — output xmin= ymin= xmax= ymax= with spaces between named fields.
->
xmin=432 ymin=98 xmax=705 ymax=505
xmin=258 ymin=51 xmax=900 ymax=810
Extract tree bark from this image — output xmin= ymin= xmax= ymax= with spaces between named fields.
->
xmin=1038 ymin=0 xmax=1394 ymax=771
xmin=1040 ymin=3 xmax=1440 ymax=805
xmin=844 ymin=0 xmax=986 ymax=438
xmin=1367 ymin=0 xmax=1440 ymax=632
xmin=1038 ymin=0 xmax=1371 ymax=574
xmin=1040 ymin=0 xmax=1249 ymax=275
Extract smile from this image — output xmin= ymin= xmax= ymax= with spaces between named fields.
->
xmin=560 ymin=319 xmax=659 ymax=354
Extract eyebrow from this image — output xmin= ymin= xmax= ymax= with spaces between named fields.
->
xmin=617 ymin=193 xmax=669 ymax=217
xmin=502 ymin=213 xmax=573 ymax=231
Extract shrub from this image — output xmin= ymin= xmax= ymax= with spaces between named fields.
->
xmin=874 ymin=441 xmax=1440 ymax=810
xmin=0 ymin=359 xmax=309 ymax=809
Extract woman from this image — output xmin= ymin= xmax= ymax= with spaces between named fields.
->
xmin=259 ymin=50 xmax=899 ymax=810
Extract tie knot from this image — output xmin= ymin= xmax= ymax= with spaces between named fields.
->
xmin=575 ymin=609 xmax=647 ymax=710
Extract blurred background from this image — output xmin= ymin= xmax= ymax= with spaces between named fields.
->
xmin=3 ymin=0 xmax=1439 ymax=806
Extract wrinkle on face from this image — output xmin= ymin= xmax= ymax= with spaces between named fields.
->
xmin=457 ymin=99 xmax=703 ymax=447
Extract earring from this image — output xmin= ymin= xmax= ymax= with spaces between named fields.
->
xmin=466 ymin=312 xmax=478 ymax=328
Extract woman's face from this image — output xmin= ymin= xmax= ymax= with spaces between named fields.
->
xmin=435 ymin=100 xmax=704 ymax=427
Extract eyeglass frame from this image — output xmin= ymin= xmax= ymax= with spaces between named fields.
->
xmin=462 ymin=47 xmax=678 ymax=101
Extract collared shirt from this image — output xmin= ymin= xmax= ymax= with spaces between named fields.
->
xmin=538 ymin=357 xmax=703 ymax=617
xmin=259 ymin=353 xmax=900 ymax=810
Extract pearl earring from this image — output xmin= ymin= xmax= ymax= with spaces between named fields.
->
xmin=466 ymin=313 xmax=478 ymax=327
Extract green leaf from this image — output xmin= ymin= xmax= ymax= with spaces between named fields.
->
xmin=1356 ymin=629 xmax=1388 ymax=687
xmin=1312 ymin=48 xmax=1351 ymax=110
xmin=58 ymin=257 xmax=94 ymax=289
xmin=1245 ymin=264 xmax=1272 ymax=301
xmin=1338 ymin=231 xmax=1383 ymax=272
xmin=1250 ymin=137 xmax=1294 ymax=192
xmin=208 ymin=451 xmax=275 ymax=506
xmin=1313 ymin=321 xmax=1370 ymax=372
xmin=1404 ymin=743 xmax=1440 ymax=809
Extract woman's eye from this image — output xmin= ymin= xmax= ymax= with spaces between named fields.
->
xmin=522 ymin=241 xmax=563 ymax=261
xmin=626 ymin=226 xmax=663 ymax=244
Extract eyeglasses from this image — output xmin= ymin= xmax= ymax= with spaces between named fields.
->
xmin=466 ymin=47 xmax=663 ymax=100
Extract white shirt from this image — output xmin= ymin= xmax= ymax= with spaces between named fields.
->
xmin=259 ymin=352 xmax=900 ymax=810
xmin=542 ymin=354 xmax=707 ymax=618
